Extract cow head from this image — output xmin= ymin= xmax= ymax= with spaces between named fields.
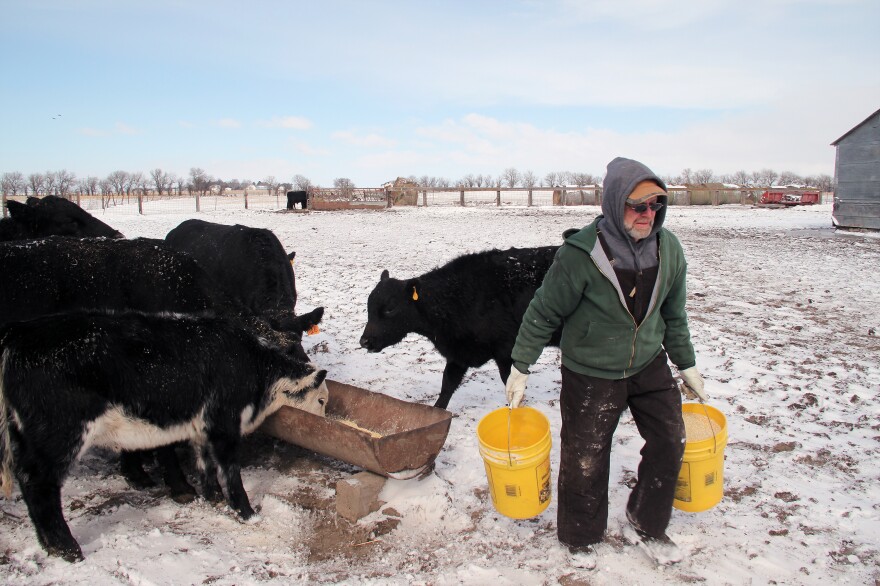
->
xmin=274 ymin=364 xmax=329 ymax=416
xmin=359 ymin=269 xmax=424 ymax=352
xmin=8 ymin=196 xmax=125 ymax=240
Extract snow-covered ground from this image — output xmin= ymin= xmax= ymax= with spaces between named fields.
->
xmin=1 ymin=203 xmax=878 ymax=585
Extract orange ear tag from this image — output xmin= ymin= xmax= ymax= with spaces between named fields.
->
xmin=307 ymin=325 xmax=320 ymax=336
xmin=412 ymin=287 xmax=419 ymax=301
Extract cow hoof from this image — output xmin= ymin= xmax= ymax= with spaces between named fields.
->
xmin=47 ymin=544 xmax=84 ymax=563
xmin=170 ymin=490 xmax=197 ymax=505
xmin=122 ymin=473 xmax=157 ymax=490
xmin=236 ymin=505 xmax=257 ymax=521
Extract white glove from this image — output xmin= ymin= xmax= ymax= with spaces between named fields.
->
xmin=505 ymin=367 xmax=529 ymax=408
xmin=679 ymin=367 xmax=708 ymax=402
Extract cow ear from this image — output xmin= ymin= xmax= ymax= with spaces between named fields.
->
xmin=295 ymin=306 xmax=324 ymax=332
xmin=380 ymin=269 xmax=390 ymax=281
xmin=405 ymin=278 xmax=421 ymax=302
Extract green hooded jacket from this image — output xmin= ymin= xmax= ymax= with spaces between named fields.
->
xmin=510 ymin=217 xmax=696 ymax=379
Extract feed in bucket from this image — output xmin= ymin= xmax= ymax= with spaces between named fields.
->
xmin=674 ymin=403 xmax=728 ymax=512
xmin=477 ymin=407 xmax=552 ymax=519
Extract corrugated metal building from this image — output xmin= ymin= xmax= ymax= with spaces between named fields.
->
xmin=831 ymin=108 xmax=880 ymax=230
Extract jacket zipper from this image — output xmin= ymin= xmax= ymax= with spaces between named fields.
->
xmin=588 ymin=246 xmax=663 ymax=376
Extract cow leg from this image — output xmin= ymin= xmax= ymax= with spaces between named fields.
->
xmin=197 ymin=445 xmax=223 ymax=504
xmin=119 ymin=450 xmax=157 ymax=489
xmin=156 ymin=444 xmax=197 ymax=504
xmin=209 ymin=434 xmax=254 ymax=519
xmin=16 ymin=466 xmax=82 ymax=562
xmin=434 ymin=361 xmax=469 ymax=410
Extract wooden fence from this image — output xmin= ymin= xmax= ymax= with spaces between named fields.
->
xmin=1 ymin=187 xmax=832 ymax=218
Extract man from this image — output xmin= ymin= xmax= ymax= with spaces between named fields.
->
xmin=505 ymin=157 xmax=706 ymax=569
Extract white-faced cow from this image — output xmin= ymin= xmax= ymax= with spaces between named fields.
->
xmin=0 ymin=310 xmax=328 ymax=562
xmin=0 ymin=196 xmax=124 ymax=241
xmin=286 ymin=190 xmax=308 ymax=210
xmin=359 ymin=246 xmax=562 ymax=409
xmin=0 ymin=236 xmax=324 ymax=501
xmin=164 ymin=219 xmax=298 ymax=315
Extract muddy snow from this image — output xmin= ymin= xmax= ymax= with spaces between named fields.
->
xmin=1 ymin=202 xmax=877 ymax=585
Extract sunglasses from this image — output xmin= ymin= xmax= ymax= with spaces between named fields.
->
xmin=625 ymin=199 xmax=666 ymax=213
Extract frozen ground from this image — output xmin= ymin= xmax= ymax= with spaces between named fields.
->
xmin=1 ymin=203 xmax=878 ymax=585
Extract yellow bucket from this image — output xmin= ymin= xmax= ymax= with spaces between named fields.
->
xmin=477 ymin=406 xmax=552 ymax=519
xmin=674 ymin=403 xmax=728 ymax=512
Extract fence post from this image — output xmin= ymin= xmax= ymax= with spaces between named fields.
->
xmin=496 ymin=189 xmax=501 ymax=206
xmin=1 ymin=192 xmax=6 ymax=218
xmin=562 ymin=189 xmax=567 ymax=206
xmin=196 ymin=193 xmax=201 ymax=212
xmin=528 ymin=189 xmax=533 ymax=207
xmin=460 ymin=189 xmax=465 ymax=206
xmin=138 ymin=193 xmax=144 ymax=215
xmin=244 ymin=192 xmax=248 ymax=210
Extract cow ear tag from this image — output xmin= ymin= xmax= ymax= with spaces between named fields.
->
xmin=412 ymin=287 xmax=419 ymax=301
xmin=307 ymin=325 xmax=320 ymax=336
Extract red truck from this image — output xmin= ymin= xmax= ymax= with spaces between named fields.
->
xmin=759 ymin=190 xmax=820 ymax=206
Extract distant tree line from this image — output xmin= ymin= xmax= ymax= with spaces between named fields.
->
xmin=1 ymin=166 xmax=835 ymax=199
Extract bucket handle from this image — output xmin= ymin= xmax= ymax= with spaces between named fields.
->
xmin=682 ymin=382 xmax=719 ymax=453
xmin=506 ymin=408 xmax=514 ymax=467
xmin=696 ymin=398 xmax=718 ymax=454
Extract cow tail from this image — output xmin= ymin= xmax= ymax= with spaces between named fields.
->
xmin=0 ymin=349 xmax=13 ymax=498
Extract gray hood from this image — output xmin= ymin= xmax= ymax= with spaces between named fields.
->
xmin=597 ymin=157 xmax=667 ymax=271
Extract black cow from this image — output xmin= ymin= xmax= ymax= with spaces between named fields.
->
xmin=0 ymin=237 xmax=324 ymax=499
xmin=165 ymin=219 xmax=298 ymax=315
xmin=0 ymin=196 xmax=124 ymax=241
xmin=286 ymin=190 xmax=308 ymax=210
xmin=0 ymin=311 xmax=328 ymax=562
xmin=359 ymin=247 xmax=562 ymax=409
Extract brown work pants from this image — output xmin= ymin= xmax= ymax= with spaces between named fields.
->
xmin=557 ymin=352 xmax=685 ymax=547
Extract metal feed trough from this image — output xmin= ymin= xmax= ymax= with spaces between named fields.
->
xmin=260 ymin=380 xmax=452 ymax=479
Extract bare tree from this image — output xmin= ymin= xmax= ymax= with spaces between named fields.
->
xmin=190 ymin=168 xmax=210 ymax=195
xmin=692 ymin=169 xmax=715 ymax=184
xmin=730 ymin=170 xmax=751 ymax=187
xmin=53 ymin=169 xmax=76 ymax=197
xmin=679 ymin=168 xmax=693 ymax=185
xmin=106 ymin=170 xmax=129 ymax=196
xmin=76 ymin=177 xmax=91 ymax=196
xmin=521 ymin=170 xmax=537 ymax=189
xmin=1 ymin=172 xmax=26 ymax=196
xmin=262 ymin=175 xmax=278 ymax=197
xmin=807 ymin=174 xmax=834 ymax=192
xmin=164 ymin=172 xmax=178 ymax=195
xmin=571 ymin=173 xmax=595 ymax=187
xmin=126 ymin=172 xmax=143 ymax=198
xmin=777 ymin=171 xmax=803 ymax=186
xmin=501 ymin=167 xmax=521 ymax=188
xmin=151 ymin=168 xmax=168 ymax=195
xmin=177 ymin=176 xmax=187 ymax=195
xmin=333 ymin=177 xmax=355 ymax=198
xmin=752 ymin=168 xmax=778 ymax=187
xmin=44 ymin=171 xmax=58 ymax=196
xmin=436 ymin=177 xmax=451 ymax=188
xmin=99 ymin=179 xmax=113 ymax=197
xmin=292 ymin=174 xmax=312 ymax=191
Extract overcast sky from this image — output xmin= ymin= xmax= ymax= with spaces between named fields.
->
xmin=2 ymin=0 xmax=878 ymax=186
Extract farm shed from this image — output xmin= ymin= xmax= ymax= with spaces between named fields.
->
xmin=831 ymin=107 xmax=880 ymax=230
